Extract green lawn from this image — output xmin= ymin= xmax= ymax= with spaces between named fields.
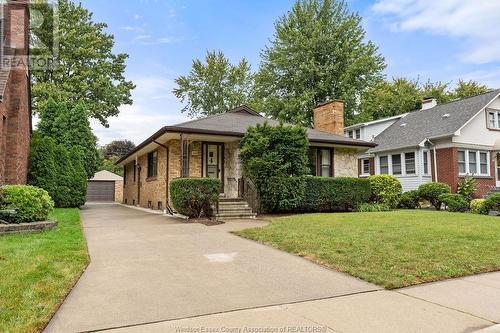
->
xmin=0 ymin=209 xmax=89 ymax=333
xmin=236 ymin=210 xmax=500 ymax=289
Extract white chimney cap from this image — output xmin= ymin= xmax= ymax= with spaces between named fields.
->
xmin=421 ymin=98 xmax=437 ymax=110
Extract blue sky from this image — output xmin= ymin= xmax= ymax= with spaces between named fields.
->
xmin=83 ymin=0 xmax=500 ymax=145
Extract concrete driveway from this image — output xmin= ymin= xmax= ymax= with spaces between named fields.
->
xmin=44 ymin=204 xmax=378 ymax=333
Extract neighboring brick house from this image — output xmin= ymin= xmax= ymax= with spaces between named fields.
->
xmin=0 ymin=0 xmax=31 ymax=186
xmin=346 ymin=91 xmax=500 ymax=197
xmin=116 ymin=101 xmax=375 ymax=215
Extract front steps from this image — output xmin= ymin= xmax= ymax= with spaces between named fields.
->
xmin=216 ymin=198 xmax=256 ymax=220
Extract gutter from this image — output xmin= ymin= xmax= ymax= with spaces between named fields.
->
xmin=116 ymin=127 xmax=377 ymax=165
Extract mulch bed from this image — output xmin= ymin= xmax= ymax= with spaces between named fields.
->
xmin=184 ymin=218 xmax=225 ymax=226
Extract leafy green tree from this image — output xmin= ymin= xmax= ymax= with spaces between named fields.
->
xmin=173 ymin=50 xmax=254 ymax=118
xmin=31 ymin=0 xmax=135 ymax=126
xmin=253 ymin=0 xmax=385 ymax=126
xmin=102 ymin=140 xmax=136 ymax=159
xmin=422 ymin=80 xmax=451 ymax=104
xmin=99 ymin=154 xmax=124 ymax=176
xmin=239 ymin=123 xmax=309 ymax=212
xmin=452 ymin=79 xmax=490 ymax=100
xmin=38 ymin=99 xmax=100 ymax=178
xmin=357 ymin=78 xmax=421 ymax=122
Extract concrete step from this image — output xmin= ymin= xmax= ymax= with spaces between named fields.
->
xmin=218 ymin=207 xmax=253 ymax=213
xmin=218 ymin=202 xmax=249 ymax=208
xmin=215 ymin=212 xmax=257 ymax=219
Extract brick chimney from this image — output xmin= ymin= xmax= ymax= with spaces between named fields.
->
xmin=312 ymin=99 xmax=345 ymax=136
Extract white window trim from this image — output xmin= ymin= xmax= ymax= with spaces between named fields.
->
xmin=458 ymin=149 xmax=490 ymax=177
xmin=361 ymin=158 xmax=370 ymax=176
xmin=422 ymin=150 xmax=431 ymax=175
xmin=377 ymin=150 xmax=419 ymax=176
xmin=487 ymin=109 xmax=500 ymax=129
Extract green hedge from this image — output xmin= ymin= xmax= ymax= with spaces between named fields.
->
xmin=170 ymin=178 xmax=221 ymax=218
xmin=300 ymin=176 xmax=371 ymax=212
xmin=470 ymin=199 xmax=486 ymax=215
xmin=398 ymin=190 xmax=420 ymax=209
xmin=0 ymin=185 xmax=54 ymax=223
xmin=368 ymin=175 xmax=402 ymax=208
xmin=482 ymin=193 xmax=500 ymax=215
xmin=439 ymin=193 xmax=469 ymax=212
xmin=418 ymin=182 xmax=451 ymax=210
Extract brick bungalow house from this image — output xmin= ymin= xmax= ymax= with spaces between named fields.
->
xmin=0 ymin=0 xmax=31 ymax=186
xmin=116 ymin=101 xmax=375 ymax=216
xmin=345 ymin=90 xmax=500 ymax=197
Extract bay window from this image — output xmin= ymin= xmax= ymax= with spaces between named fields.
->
xmin=458 ymin=150 xmax=490 ymax=176
xmin=380 ymin=156 xmax=389 ymax=174
xmin=405 ymin=152 xmax=416 ymax=174
xmin=391 ymin=154 xmax=402 ymax=175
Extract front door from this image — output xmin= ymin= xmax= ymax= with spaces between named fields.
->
xmin=203 ymin=143 xmax=224 ymax=192
xmin=496 ymin=154 xmax=500 ymax=187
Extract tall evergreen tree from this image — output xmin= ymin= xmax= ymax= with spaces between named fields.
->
xmin=253 ymin=0 xmax=386 ymax=126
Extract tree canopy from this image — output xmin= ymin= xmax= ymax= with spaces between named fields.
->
xmin=253 ymin=0 xmax=386 ymax=126
xmin=173 ymin=50 xmax=254 ymax=118
xmin=31 ymin=0 xmax=135 ymax=126
xmin=102 ymin=140 xmax=136 ymax=159
xmin=355 ymin=78 xmax=491 ymax=124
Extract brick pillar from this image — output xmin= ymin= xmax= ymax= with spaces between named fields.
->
xmin=312 ymin=100 xmax=345 ymax=136
xmin=2 ymin=1 xmax=30 ymax=185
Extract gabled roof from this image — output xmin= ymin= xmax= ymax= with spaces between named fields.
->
xmin=370 ymin=89 xmax=500 ymax=153
xmin=344 ymin=114 xmax=407 ymax=131
xmin=90 ymin=170 xmax=123 ymax=181
xmin=116 ymin=106 xmax=376 ymax=164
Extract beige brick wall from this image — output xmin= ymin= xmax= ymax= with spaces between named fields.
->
xmin=334 ymin=148 xmax=359 ymax=177
xmin=115 ymin=180 xmax=123 ymax=203
xmin=313 ymin=100 xmax=344 ymax=136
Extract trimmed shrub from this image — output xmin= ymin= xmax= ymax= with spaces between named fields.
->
xmin=398 ymin=190 xmax=420 ymax=209
xmin=357 ymin=203 xmax=391 ymax=212
xmin=418 ymin=182 xmax=451 ymax=210
xmin=170 ymin=178 xmax=221 ymax=218
xmin=368 ymin=175 xmax=402 ymax=208
xmin=457 ymin=176 xmax=477 ymax=202
xmin=300 ymin=176 xmax=371 ymax=212
xmin=439 ymin=193 xmax=469 ymax=212
xmin=482 ymin=193 xmax=500 ymax=215
xmin=263 ymin=176 xmax=305 ymax=212
xmin=470 ymin=199 xmax=486 ymax=215
xmin=0 ymin=185 xmax=54 ymax=223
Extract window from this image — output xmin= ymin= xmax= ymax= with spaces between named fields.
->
xmin=468 ymin=151 xmax=477 ymax=174
xmin=124 ymin=165 xmax=127 ymax=184
xmin=423 ymin=151 xmax=429 ymax=175
xmin=319 ymin=149 xmax=332 ymax=177
xmin=147 ymin=151 xmax=158 ymax=178
xmin=458 ymin=151 xmax=466 ymax=174
xmin=355 ymin=129 xmax=361 ymax=139
xmin=308 ymin=148 xmax=333 ymax=177
xmin=348 ymin=131 xmax=353 ymax=138
xmin=488 ymin=110 xmax=500 ymax=129
xmin=458 ymin=149 xmax=490 ymax=176
xmin=391 ymin=154 xmax=402 ymax=175
xmin=480 ymin=152 xmax=488 ymax=174
xmin=380 ymin=156 xmax=389 ymax=174
xmin=133 ymin=163 xmax=137 ymax=182
xmin=362 ymin=159 xmax=370 ymax=175
xmin=181 ymin=142 xmax=190 ymax=177
xmin=405 ymin=152 xmax=416 ymax=174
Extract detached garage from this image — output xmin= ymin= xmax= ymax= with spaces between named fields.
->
xmin=87 ymin=170 xmax=123 ymax=203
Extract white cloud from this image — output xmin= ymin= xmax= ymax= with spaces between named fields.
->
xmin=372 ymin=0 xmax=500 ymax=64
xmin=91 ymin=76 xmax=188 ymax=146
